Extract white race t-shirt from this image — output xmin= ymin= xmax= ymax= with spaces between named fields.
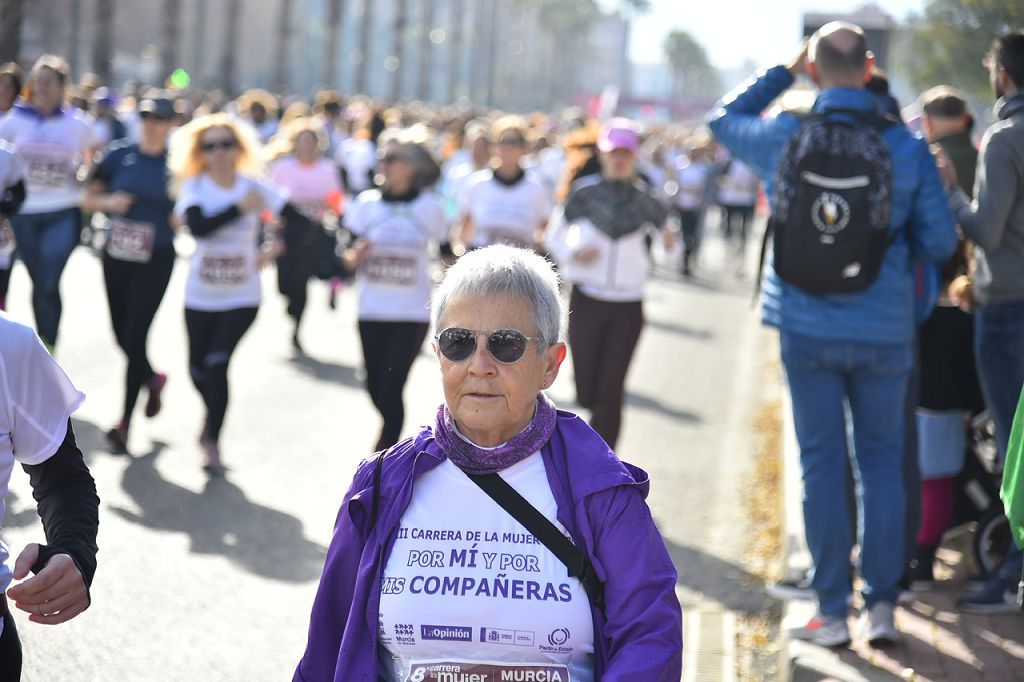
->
xmin=0 ymin=107 xmax=95 ymax=214
xmin=378 ymin=453 xmax=595 ymax=682
xmin=174 ymin=174 xmax=288 ymax=312
xmin=675 ymin=159 xmax=709 ymax=212
xmin=268 ymin=156 xmax=342 ymax=223
xmin=717 ymin=159 xmax=759 ymax=207
xmin=461 ymin=170 xmax=553 ymax=249
xmin=0 ymin=313 xmax=85 ymax=603
xmin=337 ymin=138 xmax=377 ymax=194
xmin=0 ymin=142 xmax=26 ymax=268
xmin=347 ymin=189 xmax=446 ymax=323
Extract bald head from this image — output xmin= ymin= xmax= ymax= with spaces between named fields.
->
xmin=809 ymin=21 xmax=870 ymax=88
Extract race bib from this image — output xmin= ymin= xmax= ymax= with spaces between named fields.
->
xmin=23 ymin=150 xmax=75 ymax=191
xmin=106 ymin=217 xmax=156 ymax=263
xmin=294 ymin=199 xmax=325 ymax=223
xmin=407 ymin=661 xmax=570 ymax=682
xmin=199 ymin=253 xmax=249 ymax=287
xmin=365 ymin=254 xmax=417 ymax=286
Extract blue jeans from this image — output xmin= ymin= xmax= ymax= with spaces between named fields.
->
xmin=974 ymin=301 xmax=1024 ymax=582
xmin=10 ymin=208 xmax=80 ymax=346
xmin=781 ymin=330 xmax=912 ymax=618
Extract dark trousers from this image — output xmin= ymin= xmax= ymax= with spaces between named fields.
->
xmin=358 ymin=320 xmax=429 ymax=451
xmin=277 ymin=242 xmax=319 ymax=328
xmin=0 ymin=265 xmax=11 ymax=310
xmin=185 ymin=307 xmax=258 ymax=443
xmin=103 ymin=248 xmax=175 ymax=423
xmin=568 ymin=286 xmax=643 ymax=449
xmin=675 ymin=209 xmax=701 ymax=273
xmin=0 ymin=607 xmax=21 ymax=682
xmin=721 ymin=203 xmax=754 ymax=255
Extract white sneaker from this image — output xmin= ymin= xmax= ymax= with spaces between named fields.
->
xmin=862 ymin=602 xmax=900 ymax=647
xmin=787 ymin=613 xmax=851 ymax=647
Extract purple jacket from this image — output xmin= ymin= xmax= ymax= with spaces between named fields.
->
xmin=294 ymin=410 xmax=683 ymax=681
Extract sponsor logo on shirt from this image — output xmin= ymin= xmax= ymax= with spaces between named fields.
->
xmin=406 ymin=661 xmax=568 ymax=682
xmin=479 ymin=628 xmax=535 ymax=647
xmin=421 ymin=624 xmax=473 ymax=642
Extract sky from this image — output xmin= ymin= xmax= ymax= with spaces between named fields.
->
xmin=612 ymin=0 xmax=930 ymax=71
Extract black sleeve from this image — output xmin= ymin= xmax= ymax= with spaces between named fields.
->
xmin=184 ymin=204 xmax=243 ymax=237
xmin=0 ymin=178 xmax=26 ymax=216
xmin=20 ymin=420 xmax=100 ymax=588
xmin=279 ymin=202 xmax=314 ymax=247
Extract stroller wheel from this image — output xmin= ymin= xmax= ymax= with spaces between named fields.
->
xmin=972 ymin=509 xmax=1011 ymax=579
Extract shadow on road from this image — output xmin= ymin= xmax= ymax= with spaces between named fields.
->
xmin=625 ymin=391 xmax=702 ymax=423
xmin=111 ymin=443 xmax=327 ymax=583
xmin=644 ymin=318 xmax=714 ymax=341
xmin=288 ymin=354 xmax=362 ymax=388
xmin=664 ymin=539 xmax=776 ymax=615
xmin=71 ymin=415 xmax=114 ymax=463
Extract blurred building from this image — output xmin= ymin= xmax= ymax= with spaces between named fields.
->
xmin=15 ymin=0 xmax=634 ymax=113
xmin=803 ymin=2 xmax=894 ymax=71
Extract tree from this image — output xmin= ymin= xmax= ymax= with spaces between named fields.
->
xmin=273 ymin=0 xmax=295 ymax=90
xmin=417 ymin=0 xmax=436 ymax=101
xmin=191 ymin=0 xmax=208 ymax=85
xmin=93 ymin=0 xmax=115 ymax=82
xmin=323 ymin=0 xmax=346 ymax=87
xmin=0 ymin=0 xmax=25 ymax=64
xmin=354 ymin=0 xmax=374 ymax=94
xmin=159 ymin=0 xmax=183 ymax=85
xmin=895 ymin=0 xmax=1024 ymax=105
xmin=220 ymin=0 xmax=242 ymax=95
xmin=663 ymin=29 xmax=719 ymax=98
xmin=389 ymin=0 xmax=409 ymax=101
xmin=447 ymin=0 xmax=463 ymax=102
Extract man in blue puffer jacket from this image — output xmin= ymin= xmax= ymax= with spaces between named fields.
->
xmin=708 ymin=22 xmax=957 ymax=648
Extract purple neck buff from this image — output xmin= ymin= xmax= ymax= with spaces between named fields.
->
xmin=435 ymin=394 xmax=558 ymax=475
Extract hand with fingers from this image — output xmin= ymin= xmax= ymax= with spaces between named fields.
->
xmin=6 ymin=544 xmax=90 ymax=625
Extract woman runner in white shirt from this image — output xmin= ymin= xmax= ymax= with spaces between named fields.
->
xmin=169 ymin=113 xmax=311 ymax=474
xmin=455 ymin=116 xmax=552 ymax=254
xmin=343 ymin=129 xmax=446 ymax=451
xmin=0 ymin=56 xmax=95 ymax=350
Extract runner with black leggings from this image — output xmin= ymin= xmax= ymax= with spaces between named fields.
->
xmin=0 ymin=141 xmax=26 ymax=310
xmin=169 ymin=113 xmax=310 ymax=474
xmin=84 ymin=92 xmax=177 ymax=452
xmin=343 ymin=129 xmax=446 ymax=450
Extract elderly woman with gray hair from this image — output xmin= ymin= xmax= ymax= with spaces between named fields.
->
xmin=342 ymin=129 xmax=446 ymax=451
xmin=295 ymin=245 xmax=682 ymax=682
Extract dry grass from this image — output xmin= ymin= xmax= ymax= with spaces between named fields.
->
xmin=736 ymin=358 xmax=786 ymax=680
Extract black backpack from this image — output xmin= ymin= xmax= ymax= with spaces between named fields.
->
xmin=763 ymin=109 xmax=895 ymax=295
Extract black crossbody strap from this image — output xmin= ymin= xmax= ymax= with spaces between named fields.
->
xmin=467 ymin=472 xmax=606 ymax=615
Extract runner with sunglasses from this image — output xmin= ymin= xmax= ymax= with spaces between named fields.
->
xmin=0 ymin=140 xmax=26 ymax=311
xmin=169 ymin=113 xmax=311 ymax=474
xmin=454 ymin=116 xmax=552 ymax=253
xmin=295 ymin=245 xmax=682 ymax=682
xmin=343 ymin=129 xmax=445 ymax=451
xmin=83 ymin=92 xmax=177 ymax=452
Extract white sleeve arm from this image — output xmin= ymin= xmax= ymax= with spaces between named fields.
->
xmin=5 ymin=328 xmax=85 ymax=464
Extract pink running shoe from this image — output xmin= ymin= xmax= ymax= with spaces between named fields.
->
xmin=145 ymin=372 xmax=167 ymax=418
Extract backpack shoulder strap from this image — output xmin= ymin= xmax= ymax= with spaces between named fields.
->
xmin=466 ymin=471 xmax=606 ymax=616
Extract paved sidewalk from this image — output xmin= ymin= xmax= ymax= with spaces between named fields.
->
xmin=778 ymin=389 xmax=1024 ymax=681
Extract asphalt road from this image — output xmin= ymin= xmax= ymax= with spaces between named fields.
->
xmin=2 ymin=224 xmax=777 ymax=681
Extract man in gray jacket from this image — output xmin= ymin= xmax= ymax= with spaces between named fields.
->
xmin=941 ymin=31 xmax=1024 ymax=613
